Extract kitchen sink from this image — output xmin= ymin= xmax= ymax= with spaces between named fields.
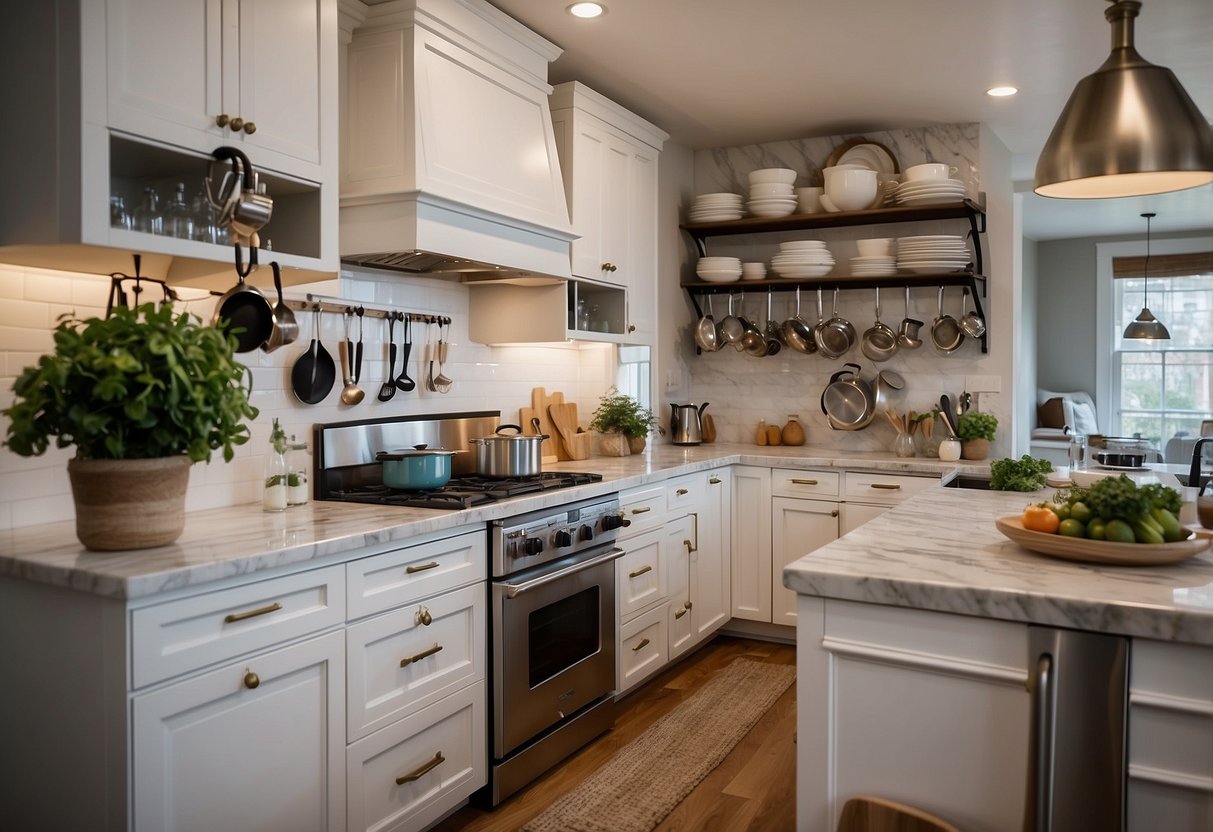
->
xmin=942 ymin=474 xmax=992 ymax=490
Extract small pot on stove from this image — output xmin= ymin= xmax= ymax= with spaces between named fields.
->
xmin=471 ymin=424 xmax=547 ymax=478
xmin=375 ymin=446 xmax=461 ymax=489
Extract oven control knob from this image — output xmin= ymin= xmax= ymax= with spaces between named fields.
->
xmin=601 ymin=513 xmax=627 ymax=531
xmin=524 ymin=537 xmax=544 ymax=557
xmin=553 ymin=529 xmax=573 ymax=548
xmin=579 ymin=524 xmax=594 ymax=542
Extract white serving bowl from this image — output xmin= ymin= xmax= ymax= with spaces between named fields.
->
xmin=856 ymin=237 xmax=893 ymax=257
xmin=748 ymin=167 xmax=797 ymax=186
xmin=697 ymin=272 xmax=742 ymax=284
xmin=747 ymin=205 xmax=796 ymax=218
xmin=749 ymin=182 xmax=795 ymax=197
xmin=697 ymin=256 xmax=741 ymax=266
xmin=904 ymin=163 xmax=958 ymax=182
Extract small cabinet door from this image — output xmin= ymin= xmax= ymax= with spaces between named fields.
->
xmin=690 ymin=468 xmax=731 ymax=641
xmin=771 ymin=496 xmax=839 ymax=626
xmin=839 ymin=502 xmax=890 ymax=536
xmin=566 ymin=118 xmax=631 ymax=288
xmin=731 ymin=465 xmax=773 ymax=622
xmin=666 ymin=515 xmax=694 ymax=660
xmin=132 ymin=630 xmax=344 ymax=831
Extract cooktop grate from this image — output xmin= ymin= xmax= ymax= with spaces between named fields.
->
xmin=324 ymin=472 xmax=604 ymax=510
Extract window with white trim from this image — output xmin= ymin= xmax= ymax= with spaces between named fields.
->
xmin=1111 ymin=250 xmax=1213 ymax=446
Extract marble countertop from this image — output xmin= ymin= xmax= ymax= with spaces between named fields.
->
xmin=0 ymin=443 xmax=969 ymax=600
xmin=782 ymin=469 xmax=1213 ymax=646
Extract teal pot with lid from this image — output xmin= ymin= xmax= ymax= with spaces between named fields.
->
xmin=375 ymin=446 xmax=460 ymax=489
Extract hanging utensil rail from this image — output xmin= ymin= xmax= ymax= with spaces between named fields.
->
xmin=281 ymin=294 xmax=451 ymax=326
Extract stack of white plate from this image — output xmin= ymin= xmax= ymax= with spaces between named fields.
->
xmin=895 ymin=235 xmax=971 ymax=273
xmin=747 ymin=168 xmax=798 ymax=218
xmin=771 ymin=241 xmax=834 ymax=278
xmin=696 ymin=255 xmax=742 ymax=283
xmin=850 ymin=255 xmax=897 ymax=277
xmin=689 ymin=193 xmax=744 ymax=222
xmin=893 ymin=178 xmax=967 ymax=205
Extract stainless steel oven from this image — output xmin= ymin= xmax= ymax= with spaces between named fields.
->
xmin=486 ymin=494 xmax=625 ymax=804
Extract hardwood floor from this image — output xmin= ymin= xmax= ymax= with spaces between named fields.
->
xmin=433 ymin=636 xmax=797 ymax=832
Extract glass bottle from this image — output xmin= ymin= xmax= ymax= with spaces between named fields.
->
xmin=132 ymin=187 xmax=164 ymax=235
xmin=893 ymin=432 xmax=915 ymax=458
xmin=163 ymin=182 xmax=195 ymax=240
xmin=286 ymin=435 xmax=310 ymax=506
xmin=263 ymin=419 xmax=289 ymax=512
xmin=110 ymin=195 xmax=132 ymax=230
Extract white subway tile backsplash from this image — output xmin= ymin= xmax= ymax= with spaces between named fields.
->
xmin=23 ymin=273 xmax=75 ymax=304
xmin=0 ymin=299 xmax=50 ymax=329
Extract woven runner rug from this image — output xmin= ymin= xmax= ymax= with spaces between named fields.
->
xmin=520 ymin=658 xmax=796 ymax=832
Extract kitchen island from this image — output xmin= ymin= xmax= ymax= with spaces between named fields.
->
xmin=782 ymin=480 xmax=1213 ymax=832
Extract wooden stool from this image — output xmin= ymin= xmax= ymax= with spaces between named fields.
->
xmin=837 ymin=796 xmax=961 ymax=832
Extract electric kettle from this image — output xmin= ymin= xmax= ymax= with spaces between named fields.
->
xmin=670 ymin=402 xmax=709 ymax=446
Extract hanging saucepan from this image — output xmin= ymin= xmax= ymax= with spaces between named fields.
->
xmin=375 ymin=445 xmax=461 ymax=490
xmin=782 ymin=286 xmax=817 ymax=354
xmin=816 ymin=287 xmax=853 ymax=359
xmin=860 ymin=287 xmax=898 ymax=363
xmin=930 ymin=286 xmax=965 ymax=354
xmin=208 ymin=146 xmax=273 ymax=243
xmin=694 ymin=294 xmax=719 ymax=352
xmin=471 ymin=424 xmax=547 ymax=478
xmin=874 ymin=369 xmax=906 ymax=413
xmin=820 ymin=362 xmax=876 ymax=430
xmin=212 ymin=251 xmax=274 ymax=353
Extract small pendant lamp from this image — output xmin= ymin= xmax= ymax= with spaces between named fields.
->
xmin=1035 ymin=1 xmax=1213 ymax=199
xmin=1123 ymin=212 xmax=1170 ymax=341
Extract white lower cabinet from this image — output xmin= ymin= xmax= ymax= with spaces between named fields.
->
xmin=133 ymin=630 xmax=346 ymax=832
xmin=347 ymin=680 xmax=486 ymax=832
xmin=619 ymin=604 xmax=669 ymax=692
xmin=797 ymin=597 xmax=1030 ymax=832
xmin=1127 ymin=639 xmax=1213 ymax=830
xmin=771 ymin=496 xmax=839 ymax=626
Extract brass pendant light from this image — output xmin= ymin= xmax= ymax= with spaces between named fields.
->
xmin=1035 ymin=1 xmax=1213 ymax=199
xmin=1123 ymin=212 xmax=1170 ymax=340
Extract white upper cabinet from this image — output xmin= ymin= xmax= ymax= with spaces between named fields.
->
xmin=107 ymin=0 xmax=330 ymax=177
xmin=551 ymin=82 xmax=667 ymax=342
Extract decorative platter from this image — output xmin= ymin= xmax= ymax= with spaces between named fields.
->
xmin=994 ymin=516 xmax=1213 ymax=566
xmin=824 ymin=138 xmax=900 ymax=174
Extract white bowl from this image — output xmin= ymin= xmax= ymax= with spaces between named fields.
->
xmin=697 ymin=256 xmax=741 ymax=265
xmin=856 ymin=237 xmax=893 ymax=257
xmin=749 ymin=182 xmax=795 ymax=197
xmin=747 ymin=205 xmax=796 ymax=218
xmin=748 ymin=167 xmax=797 ymax=186
xmin=696 ymin=272 xmax=742 ymax=284
xmin=904 ymin=163 xmax=958 ymax=182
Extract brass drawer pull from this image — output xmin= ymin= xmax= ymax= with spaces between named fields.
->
xmin=243 ymin=670 xmax=260 ymax=689
xmin=224 ymin=602 xmax=282 ymax=624
xmin=629 ymin=565 xmax=653 ymax=579
xmin=400 ymin=643 xmax=443 ymax=667
xmin=675 ymin=487 xmax=689 ymax=496
xmin=396 ymin=752 xmax=445 ymax=785
xmin=406 ymin=561 xmax=440 ymax=574
xmin=870 ymin=483 xmax=902 ymax=490
xmin=674 ymin=604 xmax=689 ymax=620
xmin=791 ymin=478 xmax=819 ymax=486
xmin=630 ymin=506 xmax=652 ymax=514
xmin=632 ymin=638 xmax=650 ymax=652
xmin=709 ymin=477 xmax=722 ymax=484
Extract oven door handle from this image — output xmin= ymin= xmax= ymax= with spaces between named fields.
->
xmin=502 ymin=547 xmax=625 ymax=598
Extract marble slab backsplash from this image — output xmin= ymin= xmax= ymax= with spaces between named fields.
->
xmin=695 ymin=123 xmax=981 ymax=196
xmin=680 ymin=122 xmax=1004 ymax=458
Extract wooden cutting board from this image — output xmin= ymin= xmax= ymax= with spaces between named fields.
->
xmin=549 ymin=402 xmax=581 ymax=459
xmin=529 ymin=387 xmax=566 ymax=462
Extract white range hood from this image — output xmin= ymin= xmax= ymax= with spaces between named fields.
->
xmin=339 ymin=0 xmax=575 ymax=282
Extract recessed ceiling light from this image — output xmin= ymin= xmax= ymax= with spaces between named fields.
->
xmin=986 ymin=86 xmax=1019 ymax=97
xmin=567 ymin=2 xmax=605 ymax=19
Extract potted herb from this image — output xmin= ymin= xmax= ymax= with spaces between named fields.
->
xmin=3 ymin=302 xmax=259 ymax=550
xmin=956 ymin=410 xmax=998 ymax=460
xmin=588 ymin=389 xmax=660 ymax=455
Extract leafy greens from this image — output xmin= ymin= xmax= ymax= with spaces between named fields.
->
xmin=988 ymin=455 xmax=1054 ymax=492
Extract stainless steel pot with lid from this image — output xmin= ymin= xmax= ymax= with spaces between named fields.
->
xmin=470 ymin=424 xmax=547 ymax=477
xmin=820 ymin=362 xmax=876 ymax=430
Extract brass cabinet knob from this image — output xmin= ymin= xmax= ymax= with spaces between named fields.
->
xmin=417 ymin=607 xmax=433 ymax=626
xmin=627 ymin=324 xmax=636 ymax=333
xmin=242 ymin=121 xmax=257 ymax=135
xmin=831 ymin=509 xmax=839 ymax=517
xmin=243 ymin=671 xmax=260 ymax=689
xmin=229 ymin=116 xmax=245 ymax=132
xmin=215 ymin=113 xmax=230 ymax=127
xmin=601 ymin=262 xmax=617 ymax=272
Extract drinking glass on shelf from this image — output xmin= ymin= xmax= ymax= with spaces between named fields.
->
xmin=1068 ymin=434 xmax=1087 ymax=471
xmin=109 ymin=195 xmax=132 ymax=230
xmin=164 ymin=182 xmax=195 ymax=241
xmin=132 ymin=187 xmax=164 ymax=235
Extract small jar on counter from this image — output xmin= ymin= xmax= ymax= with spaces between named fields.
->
xmin=286 ymin=436 xmax=310 ymax=506
xmin=263 ymin=419 xmax=289 ymax=512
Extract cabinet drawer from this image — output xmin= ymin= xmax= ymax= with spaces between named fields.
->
xmin=666 ymin=470 xmax=725 ymax=513
xmin=346 ymin=680 xmax=486 ymax=832
xmin=131 ymin=565 xmax=345 ymax=688
xmin=347 ymin=529 xmax=486 ymax=620
xmin=1128 ymin=639 xmax=1213 ymax=792
xmin=619 ymin=484 xmax=667 ymax=539
xmin=347 ymin=584 xmax=486 ymax=742
xmin=618 ymin=604 xmax=668 ymax=694
xmin=842 ymin=471 xmax=937 ymax=505
xmin=771 ymin=468 xmax=840 ymax=499
xmin=617 ymin=528 xmax=666 ymax=621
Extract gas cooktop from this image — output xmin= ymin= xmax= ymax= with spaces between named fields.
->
xmin=324 ymin=472 xmax=604 ymax=511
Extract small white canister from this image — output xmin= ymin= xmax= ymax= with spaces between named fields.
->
xmin=938 ymin=438 xmax=962 ymax=462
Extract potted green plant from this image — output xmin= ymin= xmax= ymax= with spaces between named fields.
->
xmin=3 ymin=302 xmax=259 ymax=550
xmin=956 ymin=410 xmax=998 ymax=460
xmin=588 ymin=389 xmax=660 ymax=455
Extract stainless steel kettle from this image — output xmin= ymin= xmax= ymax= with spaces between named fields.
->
xmin=670 ymin=402 xmax=709 ymax=446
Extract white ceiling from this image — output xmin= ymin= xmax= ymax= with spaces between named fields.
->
xmin=480 ymin=0 xmax=1213 ymax=241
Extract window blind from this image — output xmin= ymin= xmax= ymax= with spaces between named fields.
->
xmin=1112 ymin=251 xmax=1213 ymax=278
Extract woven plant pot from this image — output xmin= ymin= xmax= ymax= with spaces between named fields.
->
xmin=598 ymin=432 xmax=631 ymax=457
xmin=68 ymin=456 xmax=191 ymax=551
xmin=960 ymin=438 xmax=990 ymax=461
xmin=627 ymin=436 xmax=647 ymax=454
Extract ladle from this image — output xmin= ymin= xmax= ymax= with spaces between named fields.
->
xmin=395 ymin=315 xmax=416 ymax=392
xmin=339 ymin=309 xmax=365 ymax=405
xmin=377 ymin=313 xmax=397 ymax=402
